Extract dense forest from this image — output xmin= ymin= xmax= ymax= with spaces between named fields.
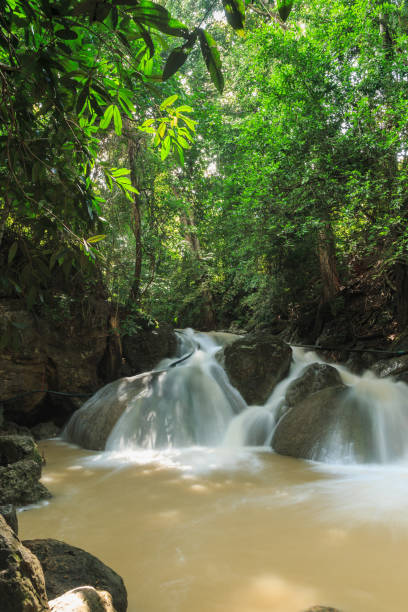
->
xmin=2 ymin=0 xmax=408 ymax=342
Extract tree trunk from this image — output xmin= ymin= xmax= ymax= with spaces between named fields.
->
xmin=126 ymin=119 xmax=143 ymax=303
xmin=0 ymin=195 xmax=11 ymax=249
xmin=181 ymin=209 xmax=216 ymax=329
xmin=317 ymin=221 xmax=340 ymax=302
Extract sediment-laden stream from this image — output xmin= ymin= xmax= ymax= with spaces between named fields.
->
xmin=18 ymin=331 xmax=408 ymax=612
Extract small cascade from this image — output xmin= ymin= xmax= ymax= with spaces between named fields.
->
xmin=106 ymin=329 xmax=245 ymax=451
xmin=223 ymin=348 xmax=324 ymax=448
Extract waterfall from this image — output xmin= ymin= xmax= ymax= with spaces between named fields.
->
xmin=105 ymin=329 xmax=245 ymax=451
xmin=65 ymin=330 xmax=408 ymax=466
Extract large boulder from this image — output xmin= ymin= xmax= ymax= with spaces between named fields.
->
xmin=0 ymin=435 xmax=51 ymax=505
xmin=0 ymin=515 xmax=49 ymax=612
xmin=272 ymin=385 xmax=375 ymax=462
xmin=121 ymin=323 xmax=177 ymax=375
xmin=23 ymin=539 xmax=127 ymax=612
xmin=224 ymin=332 xmax=292 ymax=405
xmin=285 ymin=363 xmax=342 ymax=407
xmin=50 ymin=586 xmax=116 ymax=612
xmin=63 ymin=372 xmax=158 ymax=450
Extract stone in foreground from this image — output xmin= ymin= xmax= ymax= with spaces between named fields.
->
xmin=50 ymin=586 xmax=117 ymax=611
xmin=24 ymin=538 xmax=127 ymax=612
xmin=0 ymin=515 xmax=49 ymax=612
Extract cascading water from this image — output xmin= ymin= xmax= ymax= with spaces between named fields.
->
xmin=105 ymin=329 xmax=246 ymax=451
xmin=65 ymin=329 xmax=408 ymax=466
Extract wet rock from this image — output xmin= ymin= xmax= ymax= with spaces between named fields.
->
xmin=0 ymin=420 xmax=32 ymax=436
xmin=285 ymin=363 xmax=342 ymax=407
xmin=24 ymin=539 xmax=127 ymax=612
xmin=0 ymin=457 xmax=51 ymax=506
xmin=0 ymin=434 xmax=39 ymax=465
xmin=224 ymin=332 xmax=292 ymax=405
xmin=122 ymin=322 xmax=177 ymax=375
xmin=272 ymin=385 xmax=375 ymax=462
xmin=49 ymin=586 xmax=116 ymax=612
xmin=0 ymin=505 xmax=18 ymax=534
xmin=0 ymin=515 xmax=49 ymax=612
xmin=0 ymin=435 xmax=51 ymax=505
xmin=63 ymin=372 xmax=158 ymax=450
xmin=371 ymin=353 xmax=408 ymax=383
xmin=31 ymin=421 xmax=61 ymax=441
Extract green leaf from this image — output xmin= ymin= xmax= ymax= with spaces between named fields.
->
xmin=161 ymin=136 xmax=171 ymax=160
xmin=163 ymin=48 xmax=188 ymax=81
xmin=158 ymin=122 xmax=166 ymax=138
xmin=198 ymin=30 xmax=224 ymax=94
xmin=176 ymin=105 xmax=193 ymax=113
xmin=179 ymin=114 xmax=197 ymax=131
xmin=76 ymin=85 xmax=89 ymax=115
xmin=177 ymin=136 xmax=190 ymax=149
xmin=113 ymin=106 xmax=122 ymax=135
xmin=132 ymin=3 xmax=189 ymax=37
xmin=277 ymin=0 xmax=294 ymax=22
xmin=111 ymin=168 xmax=131 ymax=177
xmin=221 ymin=0 xmax=245 ymax=35
xmin=160 ymin=94 xmax=178 ymax=110
xmin=175 ymin=143 xmax=184 ymax=165
xmin=87 ymin=234 xmax=107 ymax=243
xmin=138 ymin=23 xmax=155 ymax=58
xmin=141 ymin=118 xmax=155 ymax=127
xmin=8 ymin=242 xmax=18 ymax=265
xmin=100 ymin=104 xmax=115 ymax=129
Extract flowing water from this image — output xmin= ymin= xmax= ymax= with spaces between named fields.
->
xmin=19 ymin=330 xmax=408 ymax=612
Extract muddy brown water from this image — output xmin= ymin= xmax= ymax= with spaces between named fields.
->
xmin=19 ymin=439 xmax=408 ymax=612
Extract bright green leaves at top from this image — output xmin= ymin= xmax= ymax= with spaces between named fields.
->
xmin=198 ymin=30 xmax=224 ymax=94
xmin=140 ymin=95 xmax=197 ymax=165
xmin=277 ymin=0 xmax=294 ymax=23
xmin=163 ymin=30 xmax=198 ymax=81
xmin=131 ymin=1 xmax=189 ymax=37
xmin=222 ymin=0 xmax=246 ymax=36
xmin=163 ymin=29 xmax=224 ymax=95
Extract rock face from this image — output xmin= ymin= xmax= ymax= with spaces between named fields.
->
xmin=63 ymin=372 xmax=159 ymax=450
xmin=23 ymin=539 xmax=127 ymax=612
xmin=0 ymin=515 xmax=49 ymax=612
xmin=0 ymin=434 xmax=51 ymax=505
xmin=1 ymin=297 xmax=110 ymax=425
xmin=121 ymin=323 xmax=177 ymax=375
xmin=272 ymin=385 xmax=374 ymax=462
xmin=285 ymin=363 xmax=342 ymax=407
xmin=49 ymin=586 xmax=116 ymax=612
xmin=0 ymin=505 xmax=18 ymax=534
xmin=224 ymin=332 xmax=292 ymax=405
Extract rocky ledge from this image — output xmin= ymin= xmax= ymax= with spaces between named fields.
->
xmin=0 ymin=434 xmax=51 ymax=506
